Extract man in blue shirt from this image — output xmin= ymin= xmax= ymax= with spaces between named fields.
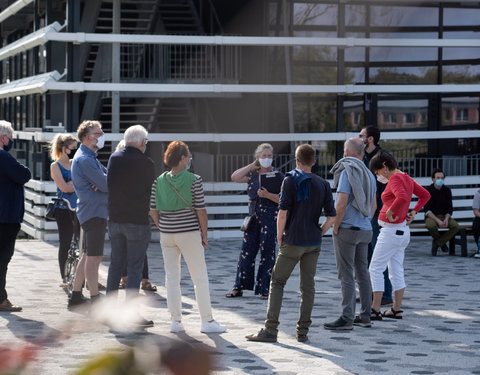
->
xmin=246 ymin=144 xmax=336 ymax=343
xmin=0 ymin=121 xmax=31 ymax=312
xmin=69 ymin=120 xmax=108 ymax=308
xmin=325 ymin=137 xmax=376 ymax=330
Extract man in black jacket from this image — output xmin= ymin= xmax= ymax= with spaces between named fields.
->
xmin=106 ymin=125 xmax=155 ymax=327
xmin=0 ymin=120 xmax=31 ymax=312
xmin=424 ymin=168 xmax=460 ymax=256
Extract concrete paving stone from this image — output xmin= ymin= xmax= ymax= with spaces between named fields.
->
xmin=1 ymin=237 xmax=480 ymax=374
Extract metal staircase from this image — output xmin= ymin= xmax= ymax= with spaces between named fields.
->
xmin=80 ymin=0 xmax=231 ymax=164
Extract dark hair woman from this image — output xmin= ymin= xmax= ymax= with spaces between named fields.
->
xmin=368 ymin=151 xmax=430 ymax=320
xmin=150 ymin=141 xmax=226 ymax=334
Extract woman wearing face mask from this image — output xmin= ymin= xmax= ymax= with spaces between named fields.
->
xmin=49 ymin=133 xmax=80 ymax=284
xmin=368 ymin=151 xmax=430 ymax=320
xmin=226 ymin=143 xmax=284 ymax=299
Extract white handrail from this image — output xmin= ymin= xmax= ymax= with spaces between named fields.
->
xmin=45 ymin=32 xmax=480 ymax=48
xmin=0 ymin=0 xmax=33 ymax=24
xmin=14 ymin=130 xmax=480 ymax=143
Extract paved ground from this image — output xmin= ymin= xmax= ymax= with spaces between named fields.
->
xmin=1 ymin=236 xmax=480 ymax=374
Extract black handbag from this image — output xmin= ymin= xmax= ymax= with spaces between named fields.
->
xmin=240 ymin=215 xmax=254 ymax=232
xmin=45 ymin=201 xmax=57 ymax=221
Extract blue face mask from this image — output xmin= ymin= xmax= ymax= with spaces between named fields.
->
xmin=435 ymin=179 xmax=445 ymax=187
xmin=3 ymin=138 xmax=13 ymax=152
xmin=187 ymin=158 xmax=192 ymax=170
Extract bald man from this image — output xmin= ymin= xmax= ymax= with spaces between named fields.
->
xmin=325 ymin=137 xmax=377 ymax=330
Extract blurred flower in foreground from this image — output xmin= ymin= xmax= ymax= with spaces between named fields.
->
xmin=0 ymin=344 xmax=37 ymax=375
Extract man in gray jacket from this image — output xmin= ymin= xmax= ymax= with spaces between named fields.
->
xmin=324 ymin=137 xmax=376 ymax=330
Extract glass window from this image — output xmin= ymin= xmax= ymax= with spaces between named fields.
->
xmin=377 ymin=97 xmax=428 ymax=129
xmin=442 ymin=66 xmax=480 ymax=84
xmin=346 ymin=5 xmax=366 ymax=26
xmin=442 ymin=97 xmax=480 ymax=126
xmin=370 ymin=67 xmax=437 ymax=84
xmin=444 ymin=7 xmax=480 ymax=26
xmin=293 ymin=95 xmax=336 ymax=133
xmin=370 ymin=6 xmax=438 ymax=27
xmin=343 ymin=99 xmax=364 ymax=131
xmin=293 ymin=3 xmax=337 ymax=26
xmin=369 ymin=47 xmax=437 ymax=62
xmin=344 ymin=68 xmax=365 ymax=84
xmin=292 ymin=46 xmax=337 ymax=84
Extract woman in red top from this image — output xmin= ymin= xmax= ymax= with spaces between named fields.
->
xmin=369 ymin=151 xmax=430 ymax=320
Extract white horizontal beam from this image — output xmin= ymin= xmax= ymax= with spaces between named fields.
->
xmin=0 ymin=22 xmax=62 ymax=62
xmin=46 ymin=81 xmax=480 ymax=94
xmin=14 ymin=130 xmax=480 ymax=143
xmin=45 ymin=32 xmax=480 ymax=48
xmin=0 ymin=0 xmax=33 ymax=24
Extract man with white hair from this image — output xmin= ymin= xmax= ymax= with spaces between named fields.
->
xmin=106 ymin=125 xmax=155 ymax=327
xmin=0 ymin=120 xmax=31 ymax=312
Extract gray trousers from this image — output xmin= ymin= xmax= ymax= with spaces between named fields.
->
xmin=333 ymin=228 xmax=372 ymax=323
xmin=265 ymin=243 xmax=320 ymax=336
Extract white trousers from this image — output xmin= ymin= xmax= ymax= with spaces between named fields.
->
xmin=160 ymin=230 xmax=213 ymax=323
xmin=369 ymin=221 xmax=410 ymax=292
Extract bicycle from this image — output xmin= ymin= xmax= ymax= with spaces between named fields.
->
xmin=51 ymin=198 xmax=83 ymax=296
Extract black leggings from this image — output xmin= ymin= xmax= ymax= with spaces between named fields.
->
xmin=55 ymin=209 xmax=79 ymax=279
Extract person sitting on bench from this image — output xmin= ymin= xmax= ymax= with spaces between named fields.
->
xmin=424 ymin=168 xmax=460 ymax=256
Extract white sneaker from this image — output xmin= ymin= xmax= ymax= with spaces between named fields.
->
xmin=170 ymin=321 xmax=185 ymax=333
xmin=201 ymin=320 xmax=227 ymax=333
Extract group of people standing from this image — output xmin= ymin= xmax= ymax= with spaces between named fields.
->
xmin=244 ymin=129 xmax=431 ymax=343
xmin=48 ymin=121 xmax=225 ymax=332
xmin=2 ymin=117 xmax=477 ymax=341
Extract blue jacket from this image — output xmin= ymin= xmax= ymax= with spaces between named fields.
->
xmin=0 ymin=148 xmax=31 ymax=223
xmin=71 ymin=145 xmax=108 ymax=225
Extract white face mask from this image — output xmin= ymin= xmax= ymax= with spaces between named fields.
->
xmin=96 ymin=134 xmax=105 ymax=150
xmin=377 ymin=175 xmax=388 ymax=184
xmin=259 ymin=158 xmax=273 ymax=168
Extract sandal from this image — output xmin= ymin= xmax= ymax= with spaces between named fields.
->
xmin=226 ymin=289 xmax=243 ymax=298
xmin=119 ymin=280 xmax=127 ymax=289
xmin=141 ymin=281 xmax=157 ymax=292
xmin=371 ymin=308 xmax=383 ymax=321
xmin=382 ymin=307 xmax=403 ymax=319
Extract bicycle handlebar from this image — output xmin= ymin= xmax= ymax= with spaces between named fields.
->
xmin=51 ymin=197 xmax=75 ymax=212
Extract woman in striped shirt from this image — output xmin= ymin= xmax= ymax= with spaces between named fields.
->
xmin=150 ymin=141 xmax=226 ymax=334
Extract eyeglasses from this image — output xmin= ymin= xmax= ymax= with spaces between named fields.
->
xmin=144 ymin=139 xmax=149 ymax=144
xmin=90 ymin=131 xmax=104 ymax=137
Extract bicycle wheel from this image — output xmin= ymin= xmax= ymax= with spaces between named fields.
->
xmin=64 ymin=254 xmax=79 ymax=296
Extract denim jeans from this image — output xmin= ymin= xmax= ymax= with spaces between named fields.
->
xmin=106 ymin=221 xmax=151 ymax=297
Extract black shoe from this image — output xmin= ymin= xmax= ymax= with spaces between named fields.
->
xmin=246 ymin=328 xmax=277 ymax=342
xmin=381 ymin=298 xmax=393 ymax=306
xmin=323 ymin=317 xmax=353 ymax=330
xmin=68 ymin=292 xmax=88 ymax=309
xmin=431 ymin=240 xmax=438 ymax=256
xmin=134 ymin=318 xmax=154 ymax=328
xmin=353 ymin=316 xmax=371 ymax=328
xmin=296 ymin=334 xmax=308 ymax=342
xmin=90 ymin=293 xmax=103 ymax=304
xmin=441 ymin=244 xmax=448 ymax=253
